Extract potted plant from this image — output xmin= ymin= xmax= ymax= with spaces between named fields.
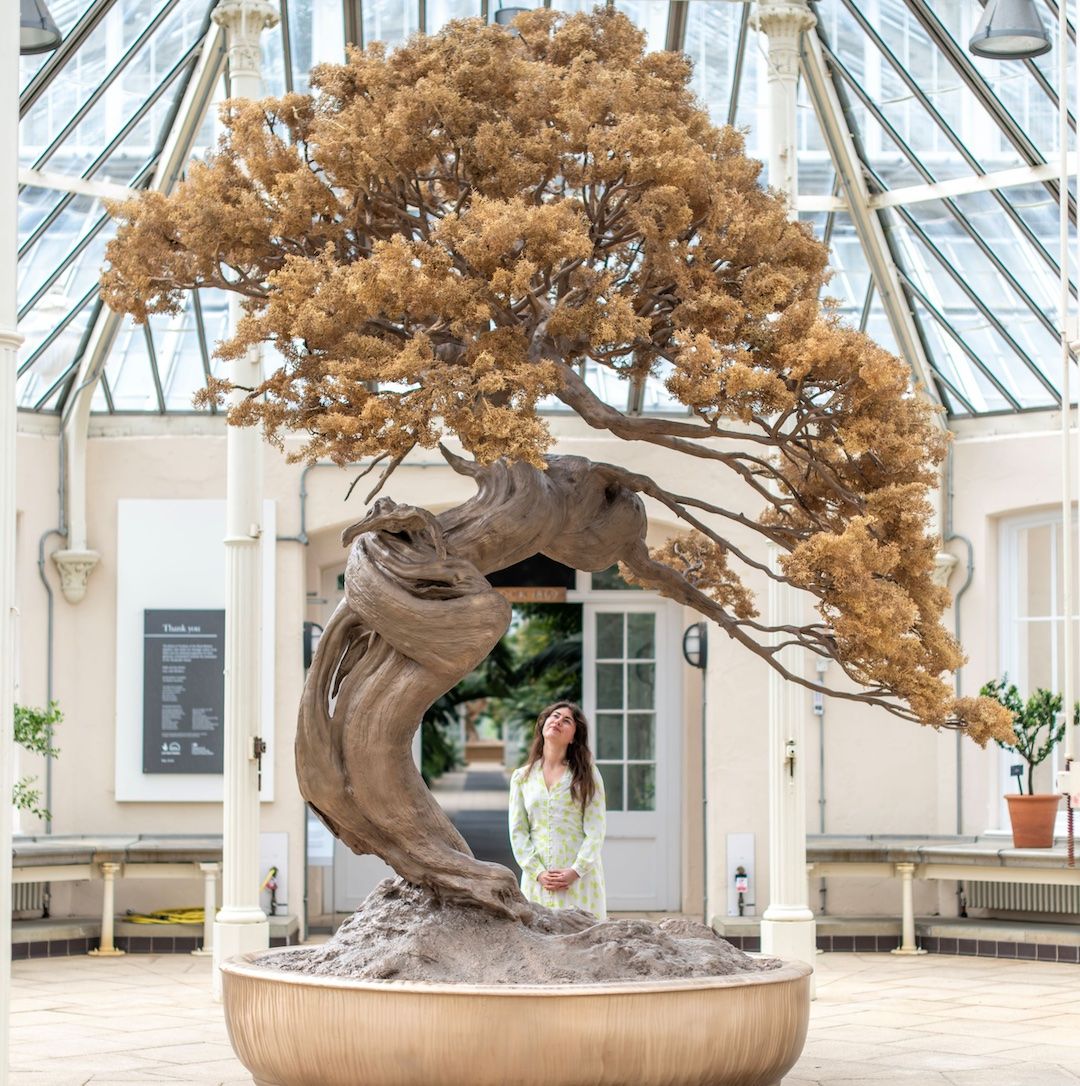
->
xmin=980 ymin=679 xmax=1068 ymax=848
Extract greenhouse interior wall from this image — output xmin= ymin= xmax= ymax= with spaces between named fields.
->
xmin=12 ymin=408 xmax=1070 ymax=930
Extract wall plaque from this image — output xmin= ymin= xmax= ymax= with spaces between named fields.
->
xmin=143 ymin=609 xmax=225 ymax=774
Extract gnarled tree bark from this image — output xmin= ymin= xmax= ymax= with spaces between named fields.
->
xmin=298 ymin=450 xmax=650 ymax=918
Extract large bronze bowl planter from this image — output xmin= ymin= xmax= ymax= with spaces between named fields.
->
xmin=221 ymin=950 xmax=812 ymax=1086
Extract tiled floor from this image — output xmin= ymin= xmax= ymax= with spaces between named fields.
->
xmin=7 ymin=950 xmax=1080 ymax=1084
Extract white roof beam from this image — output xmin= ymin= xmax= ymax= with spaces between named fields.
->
xmin=871 ymin=156 xmax=1079 ymax=211
xmin=796 ymin=156 xmax=1080 ymax=215
xmin=799 ymin=27 xmax=944 ymax=420
xmin=17 ymin=169 xmax=133 ymax=203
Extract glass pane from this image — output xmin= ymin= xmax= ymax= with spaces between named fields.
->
xmin=626 ymin=613 xmax=654 ymax=660
xmin=627 ymin=764 xmax=655 ymax=812
xmin=596 ymin=613 xmax=623 ymax=660
xmin=1024 ymin=620 xmax=1053 ymax=695
xmin=591 ymin=565 xmax=640 ymax=591
xmin=287 ymin=0 xmax=346 ymax=92
xmin=612 ymin=0 xmax=667 ymax=50
xmin=598 ymin=763 xmax=624 ymax=812
xmin=1054 ymin=522 xmax=1080 ymax=619
xmin=627 ymin=713 xmax=654 ymax=761
xmin=363 ymin=0 xmax=419 ymax=47
xmin=1024 ymin=523 xmax=1052 ymax=619
xmin=627 ymin=663 xmax=655 ymax=711
xmin=595 ymin=713 xmax=623 ymax=761
xmin=427 ymin=0 xmax=481 ymax=34
xmin=596 ymin=664 xmax=623 ymax=710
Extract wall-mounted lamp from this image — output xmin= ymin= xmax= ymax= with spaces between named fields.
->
xmin=21 ymin=0 xmax=62 ymax=55
xmin=968 ymin=0 xmax=1051 ymax=60
xmin=681 ymin=621 xmax=708 ymax=670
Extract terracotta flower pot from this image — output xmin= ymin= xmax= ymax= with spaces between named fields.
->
xmin=1005 ymin=793 xmax=1061 ymax=848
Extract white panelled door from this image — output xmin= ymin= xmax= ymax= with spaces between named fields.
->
xmin=583 ymin=600 xmax=681 ymax=911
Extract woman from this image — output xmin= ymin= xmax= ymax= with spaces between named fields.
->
xmin=508 ymin=700 xmax=607 ymax=921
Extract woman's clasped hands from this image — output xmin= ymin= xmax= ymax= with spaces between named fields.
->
xmin=538 ymin=868 xmax=580 ymax=892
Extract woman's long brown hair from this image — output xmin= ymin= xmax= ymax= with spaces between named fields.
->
xmin=522 ymin=700 xmax=597 ymax=812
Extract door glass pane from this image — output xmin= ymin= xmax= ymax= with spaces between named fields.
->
xmin=627 ymin=612 xmax=655 ymax=659
xmin=597 ymin=664 xmax=624 ymax=709
xmin=596 ymin=713 xmax=624 ymax=760
xmin=627 ymin=712 xmax=655 ymax=760
xmin=627 ymin=764 xmax=655 ymax=811
xmin=1024 ymin=523 xmax=1052 ymax=618
xmin=599 ymin=763 xmax=624 ymax=811
xmin=596 ymin=612 xmax=624 ymax=659
xmin=628 ymin=662 xmax=655 ymax=710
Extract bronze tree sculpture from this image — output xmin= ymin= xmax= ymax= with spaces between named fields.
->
xmin=102 ymin=9 xmax=1014 ymax=918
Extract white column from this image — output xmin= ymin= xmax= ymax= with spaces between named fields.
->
xmin=891 ymin=863 xmax=925 ymax=956
xmin=755 ymin=0 xmax=817 ymax=974
xmin=1061 ymin=0 xmax=1080 ymax=812
xmin=88 ymin=863 xmax=125 ymax=957
xmin=194 ymin=862 xmax=220 ymax=956
xmin=1 ymin=3 xmax=24 ymax=1079
xmin=211 ymin=0 xmax=278 ymax=999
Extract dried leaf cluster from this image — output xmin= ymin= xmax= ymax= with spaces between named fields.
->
xmin=100 ymin=8 xmax=1013 ymax=743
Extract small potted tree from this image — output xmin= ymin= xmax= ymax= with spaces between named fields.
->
xmin=980 ymin=679 xmax=1067 ymax=848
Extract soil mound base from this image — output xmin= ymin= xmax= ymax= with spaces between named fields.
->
xmin=267 ymin=879 xmax=781 ymax=984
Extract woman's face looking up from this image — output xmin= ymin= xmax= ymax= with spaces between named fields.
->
xmin=542 ymin=706 xmax=576 ymax=744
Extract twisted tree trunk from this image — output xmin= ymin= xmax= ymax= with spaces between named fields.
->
xmin=297 ymin=450 xmax=650 ymax=918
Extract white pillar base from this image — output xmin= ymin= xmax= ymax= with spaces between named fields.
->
xmin=212 ymin=910 xmax=269 ymax=1000
xmin=890 ymin=947 xmax=928 ymax=957
xmin=761 ymin=910 xmax=816 ymax=999
xmin=760 ymin=909 xmax=816 ymax=964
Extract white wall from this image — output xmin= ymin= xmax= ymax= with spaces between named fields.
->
xmin=13 ymin=410 xmax=1066 ymax=929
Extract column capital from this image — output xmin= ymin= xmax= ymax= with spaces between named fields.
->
xmin=212 ymin=0 xmax=279 ymax=86
xmin=752 ymin=1 xmax=816 ymax=82
xmin=212 ymin=0 xmax=279 ymax=36
xmin=752 ymin=0 xmax=816 ymax=38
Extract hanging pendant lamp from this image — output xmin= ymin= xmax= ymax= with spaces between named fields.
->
xmin=21 ymin=0 xmax=62 ymax=55
xmin=968 ymin=0 xmax=1051 ymax=59
xmin=493 ymin=6 xmax=530 ymax=26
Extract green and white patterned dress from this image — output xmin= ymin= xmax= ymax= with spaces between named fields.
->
xmin=508 ymin=763 xmax=607 ymax=921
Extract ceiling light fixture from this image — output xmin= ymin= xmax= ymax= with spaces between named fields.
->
xmin=968 ymin=0 xmax=1052 ymax=60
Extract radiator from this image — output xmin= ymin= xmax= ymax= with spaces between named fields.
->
xmin=967 ymin=881 xmax=1080 ymax=915
xmin=12 ymin=882 xmax=46 ymax=916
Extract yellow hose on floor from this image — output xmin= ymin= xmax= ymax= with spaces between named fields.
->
xmin=123 ymin=908 xmax=204 ymax=924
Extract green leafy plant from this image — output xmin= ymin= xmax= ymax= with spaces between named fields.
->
xmin=979 ymin=679 xmax=1072 ymax=795
xmin=420 ymin=605 xmax=581 ymax=783
xmin=13 ymin=701 xmax=62 ymax=819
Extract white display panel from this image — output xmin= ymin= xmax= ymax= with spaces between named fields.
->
xmin=115 ymin=499 xmax=276 ymax=801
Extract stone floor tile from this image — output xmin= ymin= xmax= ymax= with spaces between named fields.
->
xmin=942 ymin=1064 xmax=1080 ymax=1086
xmin=800 ymin=1038 xmax=898 ymax=1063
xmin=808 ymin=1023 xmax=916 ymax=1045
xmin=129 ymin=1044 xmax=239 ymax=1066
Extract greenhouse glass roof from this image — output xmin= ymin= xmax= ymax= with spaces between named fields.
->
xmin=14 ymin=0 xmax=1079 ymax=419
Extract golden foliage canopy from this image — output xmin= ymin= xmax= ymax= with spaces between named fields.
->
xmin=101 ymin=8 xmax=1013 ymax=744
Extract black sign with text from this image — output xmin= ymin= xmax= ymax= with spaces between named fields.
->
xmin=143 ymin=609 xmax=225 ymax=774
